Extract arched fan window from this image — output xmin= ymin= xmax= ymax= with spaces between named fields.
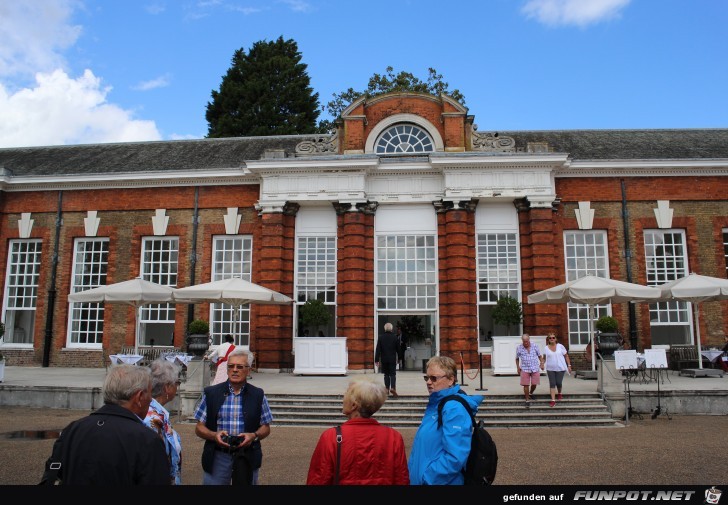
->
xmin=375 ymin=123 xmax=434 ymax=153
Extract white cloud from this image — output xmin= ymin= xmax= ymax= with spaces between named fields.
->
xmin=132 ymin=74 xmax=172 ymax=91
xmin=279 ymin=0 xmax=313 ymax=13
xmin=0 ymin=69 xmax=161 ymax=148
xmin=522 ymin=0 xmax=631 ymax=27
xmin=144 ymin=3 xmax=167 ymax=15
xmin=0 ymin=0 xmax=82 ymax=80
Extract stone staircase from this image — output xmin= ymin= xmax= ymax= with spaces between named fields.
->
xmin=267 ymin=392 xmax=622 ymax=429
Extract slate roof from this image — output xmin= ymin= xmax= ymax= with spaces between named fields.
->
xmin=0 ymin=129 xmax=727 ymax=178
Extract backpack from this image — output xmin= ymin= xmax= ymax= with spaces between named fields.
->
xmin=437 ymin=394 xmax=498 ymax=485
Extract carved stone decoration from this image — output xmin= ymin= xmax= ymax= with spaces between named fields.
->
xmin=471 ymin=126 xmax=516 ymax=152
xmin=574 ymin=201 xmax=595 ymax=230
xmin=151 ymin=209 xmax=169 ymax=236
xmin=654 ymin=200 xmax=673 ymax=229
xmin=283 ymin=202 xmax=300 ymax=216
xmin=84 ymin=210 xmax=101 ymax=237
xmin=223 ymin=207 xmax=241 ymax=235
xmin=295 ymin=133 xmax=338 ymax=156
xmin=18 ymin=213 xmax=33 ymax=238
xmin=355 ymin=201 xmax=379 ymax=215
xmin=332 ymin=202 xmax=354 ymax=215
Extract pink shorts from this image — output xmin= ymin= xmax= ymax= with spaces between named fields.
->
xmin=520 ymin=371 xmax=541 ymax=386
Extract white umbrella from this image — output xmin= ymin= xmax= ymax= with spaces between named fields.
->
xmin=68 ymin=277 xmax=175 ymax=355
xmin=172 ymin=277 xmax=293 ymax=343
xmin=528 ymin=275 xmax=661 ymax=371
xmin=652 ymin=273 xmax=728 ymax=369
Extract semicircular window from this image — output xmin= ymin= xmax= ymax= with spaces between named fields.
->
xmin=375 ymin=124 xmax=434 ymax=153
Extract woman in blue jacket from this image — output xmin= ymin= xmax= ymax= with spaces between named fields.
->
xmin=408 ymin=356 xmax=484 ymax=485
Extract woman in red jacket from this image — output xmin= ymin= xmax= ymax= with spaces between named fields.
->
xmin=306 ymin=379 xmax=410 ymax=485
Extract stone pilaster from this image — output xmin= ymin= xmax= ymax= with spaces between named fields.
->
xmin=253 ymin=202 xmax=297 ymax=370
xmin=434 ymin=200 xmax=479 ymax=368
xmin=334 ymin=201 xmax=377 ymax=370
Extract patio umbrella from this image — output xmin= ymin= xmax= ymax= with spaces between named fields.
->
xmin=527 ymin=275 xmax=661 ymax=371
xmin=652 ymin=273 xmax=728 ymax=369
xmin=68 ymin=277 xmax=175 ymax=355
xmin=172 ymin=277 xmax=293 ymax=343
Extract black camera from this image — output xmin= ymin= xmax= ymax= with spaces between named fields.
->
xmin=222 ymin=434 xmax=243 ymax=448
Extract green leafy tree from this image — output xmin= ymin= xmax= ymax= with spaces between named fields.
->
xmin=492 ymin=295 xmax=524 ymax=336
xmin=318 ymin=66 xmax=466 ymax=132
xmin=206 ymin=36 xmax=320 ymax=137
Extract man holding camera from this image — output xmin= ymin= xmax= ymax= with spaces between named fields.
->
xmin=194 ymin=348 xmax=273 ymax=485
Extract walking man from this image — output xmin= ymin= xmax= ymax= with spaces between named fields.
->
xmin=515 ymin=333 xmax=544 ymax=407
xmin=375 ymin=322 xmax=400 ymax=397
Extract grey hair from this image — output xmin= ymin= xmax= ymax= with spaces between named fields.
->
xmin=346 ymin=379 xmax=388 ymax=418
xmin=150 ymin=358 xmax=181 ymax=397
xmin=426 ymin=356 xmax=458 ymax=382
xmin=227 ymin=348 xmax=255 ymax=366
xmin=103 ymin=364 xmax=152 ymax=405
xmin=384 ymin=322 xmax=393 ymax=332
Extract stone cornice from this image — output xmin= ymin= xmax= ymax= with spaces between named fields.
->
xmin=556 ymin=158 xmax=728 ymax=177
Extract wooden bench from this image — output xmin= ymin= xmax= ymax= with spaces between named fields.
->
xmin=120 ymin=346 xmax=182 ymax=366
xmin=669 ymin=344 xmax=711 ymax=371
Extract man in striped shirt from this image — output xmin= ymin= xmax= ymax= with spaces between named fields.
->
xmin=515 ymin=333 xmax=545 ymax=407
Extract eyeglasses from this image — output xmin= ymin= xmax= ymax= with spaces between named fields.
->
xmin=548 ymin=337 xmax=557 ymax=341
xmin=174 ymin=380 xmax=182 ymax=386
xmin=227 ymin=364 xmax=251 ymax=370
xmin=423 ymin=374 xmax=447 ymax=383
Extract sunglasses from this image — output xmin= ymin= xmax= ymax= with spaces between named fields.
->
xmin=227 ymin=364 xmax=251 ymax=370
xmin=423 ymin=374 xmax=446 ymax=382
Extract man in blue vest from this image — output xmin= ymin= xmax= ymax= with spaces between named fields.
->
xmin=193 ymin=348 xmax=273 ymax=485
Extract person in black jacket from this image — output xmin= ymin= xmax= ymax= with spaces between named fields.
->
xmin=193 ymin=348 xmax=273 ymax=485
xmin=41 ymin=364 xmax=169 ymax=485
xmin=375 ymin=322 xmax=400 ymax=397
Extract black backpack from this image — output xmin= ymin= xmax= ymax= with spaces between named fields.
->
xmin=437 ymin=394 xmax=498 ymax=485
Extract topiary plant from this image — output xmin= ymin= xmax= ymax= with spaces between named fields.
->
xmin=595 ymin=315 xmax=619 ymax=334
xmin=492 ymin=295 xmax=523 ymax=336
xmin=300 ymin=299 xmax=332 ymax=328
xmin=187 ymin=319 xmax=210 ymax=335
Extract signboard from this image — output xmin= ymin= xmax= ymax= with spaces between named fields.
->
xmin=614 ymin=350 xmax=638 ymax=370
xmin=644 ymin=348 xmax=668 ymax=369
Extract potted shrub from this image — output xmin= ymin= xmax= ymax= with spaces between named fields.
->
xmin=299 ymin=299 xmax=332 ymax=336
xmin=186 ymin=319 xmax=210 ymax=357
xmin=492 ymin=295 xmax=523 ymax=336
xmin=595 ymin=315 xmax=621 ymax=357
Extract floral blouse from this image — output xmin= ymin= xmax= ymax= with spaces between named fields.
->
xmin=143 ymin=397 xmax=182 ymax=485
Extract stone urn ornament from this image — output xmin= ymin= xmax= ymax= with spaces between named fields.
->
xmin=186 ymin=319 xmax=210 ymax=358
xmin=595 ymin=315 xmax=621 ymax=358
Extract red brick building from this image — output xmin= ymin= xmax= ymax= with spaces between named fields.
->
xmin=1 ymin=91 xmax=728 ymax=371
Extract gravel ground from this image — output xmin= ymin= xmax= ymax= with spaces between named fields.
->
xmin=2 ymin=406 xmax=727 ymax=487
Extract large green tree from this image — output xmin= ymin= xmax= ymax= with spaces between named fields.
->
xmin=318 ymin=66 xmax=465 ymax=132
xmin=206 ymin=36 xmax=320 ymax=137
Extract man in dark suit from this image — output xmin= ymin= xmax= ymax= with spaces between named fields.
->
xmin=396 ymin=326 xmax=407 ymax=370
xmin=375 ymin=322 xmax=400 ymax=397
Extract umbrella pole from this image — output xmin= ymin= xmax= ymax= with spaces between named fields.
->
xmin=134 ymin=306 xmax=141 ymax=355
xmin=589 ymin=305 xmax=596 ymax=372
xmin=693 ymin=303 xmax=703 ymax=370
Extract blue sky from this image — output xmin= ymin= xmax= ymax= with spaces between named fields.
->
xmin=0 ymin=0 xmax=726 ymax=148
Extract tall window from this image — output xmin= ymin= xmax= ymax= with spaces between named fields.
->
xmin=140 ymin=237 xmax=178 ymax=347
xmin=68 ymin=238 xmax=109 ymax=346
xmin=375 ymin=124 xmax=434 ymax=153
xmin=295 ymin=236 xmax=336 ymax=336
xmin=2 ymin=239 xmax=42 ymax=345
xmin=477 ymin=233 xmax=520 ymax=347
xmin=564 ymin=231 xmax=610 ymax=347
xmin=644 ymin=230 xmax=690 ymax=345
xmin=376 ymin=235 xmax=437 ymax=310
xmin=211 ymin=236 xmax=252 ymax=346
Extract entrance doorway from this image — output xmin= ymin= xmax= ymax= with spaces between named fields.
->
xmin=377 ymin=313 xmax=436 ymax=371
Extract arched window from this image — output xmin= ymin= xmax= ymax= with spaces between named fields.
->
xmin=375 ymin=123 xmax=434 ymax=154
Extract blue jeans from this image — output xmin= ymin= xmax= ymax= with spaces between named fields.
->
xmin=202 ymin=450 xmax=259 ymax=485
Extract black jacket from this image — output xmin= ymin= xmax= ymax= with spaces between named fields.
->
xmin=375 ymin=330 xmax=399 ymax=365
xmin=49 ymin=403 xmax=169 ymax=485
